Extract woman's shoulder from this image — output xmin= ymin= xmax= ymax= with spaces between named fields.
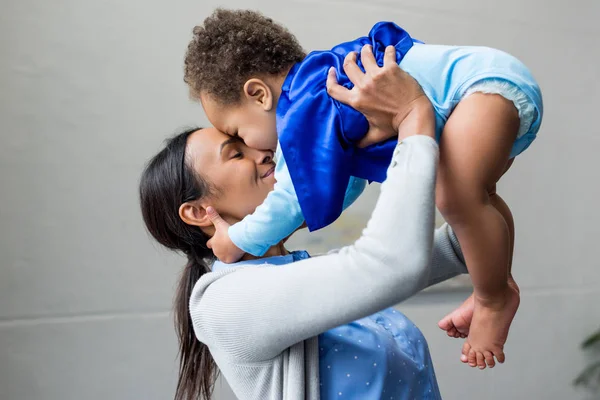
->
xmin=188 ymin=261 xmax=304 ymax=364
xmin=188 ymin=258 xmax=292 ymax=345
xmin=190 ymin=253 xmax=307 ymax=320
xmin=188 ymin=267 xmax=241 ymax=343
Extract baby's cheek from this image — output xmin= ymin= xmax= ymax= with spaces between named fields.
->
xmin=259 ymin=130 xmax=278 ymax=150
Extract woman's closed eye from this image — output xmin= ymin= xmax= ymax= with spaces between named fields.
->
xmin=221 ymin=140 xmax=245 ymax=161
xmin=225 ymin=147 xmax=244 ymax=160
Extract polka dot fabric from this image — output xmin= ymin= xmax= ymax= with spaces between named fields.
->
xmin=318 ymin=307 xmax=440 ymax=399
xmin=212 ymin=251 xmax=442 ymax=399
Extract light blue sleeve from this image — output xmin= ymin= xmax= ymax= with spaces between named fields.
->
xmin=229 ymin=145 xmax=368 ymax=256
xmin=228 ymin=146 xmax=305 ymax=256
xmin=342 ymin=177 xmax=367 ymax=210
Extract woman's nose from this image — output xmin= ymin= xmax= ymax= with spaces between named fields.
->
xmin=248 ymin=147 xmax=274 ymax=164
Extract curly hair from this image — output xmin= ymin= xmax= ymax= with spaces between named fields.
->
xmin=184 ymin=9 xmax=306 ymax=104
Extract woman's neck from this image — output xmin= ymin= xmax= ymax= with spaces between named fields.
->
xmin=240 ymin=241 xmax=289 ymax=261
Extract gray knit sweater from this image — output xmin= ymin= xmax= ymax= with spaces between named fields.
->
xmin=189 ymin=136 xmax=467 ymax=399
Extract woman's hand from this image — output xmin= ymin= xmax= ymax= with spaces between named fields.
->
xmin=326 ymin=44 xmax=435 ymax=146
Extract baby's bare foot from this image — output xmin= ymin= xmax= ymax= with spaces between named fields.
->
xmin=461 ymin=286 xmax=520 ymax=369
xmin=440 ymin=277 xmax=520 ymax=341
xmin=438 ymin=294 xmax=474 ymax=339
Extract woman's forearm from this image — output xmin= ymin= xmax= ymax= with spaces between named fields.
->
xmin=191 ymin=135 xmax=439 ymax=362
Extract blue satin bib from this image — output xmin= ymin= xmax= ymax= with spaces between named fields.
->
xmin=276 ymin=22 xmax=418 ymax=231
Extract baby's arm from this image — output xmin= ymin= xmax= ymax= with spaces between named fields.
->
xmin=213 ymin=148 xmax=365 ymax=262
xmin=227 ymin=147 xmax=305 ymax=257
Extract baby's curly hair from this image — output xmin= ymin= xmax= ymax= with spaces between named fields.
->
xmin=184 ymin=9 xmax=306 ymax=104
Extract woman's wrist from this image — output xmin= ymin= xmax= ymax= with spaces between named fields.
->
xmin=396 ymin=98 xmax=436 ymax=141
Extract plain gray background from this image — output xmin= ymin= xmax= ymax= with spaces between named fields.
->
xmin=1 ymin=0 xmax=599 ymax=399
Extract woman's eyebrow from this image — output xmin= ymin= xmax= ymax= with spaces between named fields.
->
xmin=219 ymin=137 xmax=242 ymax=154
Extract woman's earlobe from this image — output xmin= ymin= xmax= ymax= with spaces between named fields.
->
xmin=243 ymin=78 xmax=273 ymax=111
xmin=179 ymin=202 xmax=212 ymax=228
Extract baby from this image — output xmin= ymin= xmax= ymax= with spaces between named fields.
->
xmin=183 ymin=9 xmax=543 ymax=368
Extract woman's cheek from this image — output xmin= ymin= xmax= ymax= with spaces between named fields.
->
xmin=265 ymin=174 xmax=276 ymax=189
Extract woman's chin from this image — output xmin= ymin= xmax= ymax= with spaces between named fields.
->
xmin=263 ymin=174 xmax=276 ymax=187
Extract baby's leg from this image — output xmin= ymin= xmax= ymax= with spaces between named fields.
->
xmin=489 ymin=183 xmax=517 ymax=281
xmin=438 ymin=168 xmax=516 ymax=341
xmin=436 ymin=92 xmax=521 ymax=368
xmin=440 ymin=184 xmax=521 ymax=368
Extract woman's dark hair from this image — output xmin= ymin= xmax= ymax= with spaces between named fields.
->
xmin=184 ymin=8 xmax=306 ymax=104
xmin=139 ymin=127 xmax=217 ymax=400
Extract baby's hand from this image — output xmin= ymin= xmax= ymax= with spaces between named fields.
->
xmin=206 ymin=207 xmax=245 ymax=264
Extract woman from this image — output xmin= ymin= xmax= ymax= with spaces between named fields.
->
xmin=140 ymin=58 xmax=467 ymax=399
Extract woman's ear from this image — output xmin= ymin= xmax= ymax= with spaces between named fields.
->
xmin=179 ymin=201 xmax=212 ymax=228
xmin=243 ymin=78 xmax=273 ymax=111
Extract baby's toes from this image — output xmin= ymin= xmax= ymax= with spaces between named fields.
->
xmin=493 ymin=348 xmax=506 ymax=364
xmin=461 ymin=341 xmax=471 ymax=363
xmin=467 ymin=348 xmax=478 ymax=367
xmin=484 ymin=351 xmax=495 ymax=368
xmin=476 ymin=351 xmax=486 ymax=369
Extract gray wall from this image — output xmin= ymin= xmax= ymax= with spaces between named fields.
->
xmin=1 ymin=0 xmax=598 ymax=399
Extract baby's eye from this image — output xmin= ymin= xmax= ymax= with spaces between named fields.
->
xmin=232 ymin=152 xmax=243 ymax=159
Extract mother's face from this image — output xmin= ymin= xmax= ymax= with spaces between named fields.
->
xmin=181 ymin=128 xmax=276 ymax=229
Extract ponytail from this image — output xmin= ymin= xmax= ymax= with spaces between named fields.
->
xmin=174 ymin=248 xmax=217 ymax=400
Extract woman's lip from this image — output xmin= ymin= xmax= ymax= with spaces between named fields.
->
xmin=262 ymin=166 xmax=275 ymax=178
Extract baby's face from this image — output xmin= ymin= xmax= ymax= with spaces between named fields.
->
xmin=200 ymin=93 xmax=279 ymax=152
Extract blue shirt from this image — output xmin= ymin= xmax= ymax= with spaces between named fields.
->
xmin=212 ymin=252 xmax=441 ymax=400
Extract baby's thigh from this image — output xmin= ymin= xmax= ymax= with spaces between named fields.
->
xmin=460 ymin=78 xmax=540 ymax=158
xmin=439 ymin=91 xmax=519 ymax=193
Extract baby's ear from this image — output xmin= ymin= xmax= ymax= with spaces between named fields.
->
xmin=243 ymin=78 xmax=273 ymax=111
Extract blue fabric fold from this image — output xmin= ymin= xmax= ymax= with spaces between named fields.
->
xmin=276 ymin=22 xmax=418 ymax=231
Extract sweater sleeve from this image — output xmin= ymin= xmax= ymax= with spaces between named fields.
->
xmin=190 ymin=135 xmax=439 ymax=362
xmin=424 ymin=223 xmax=468 ymax=289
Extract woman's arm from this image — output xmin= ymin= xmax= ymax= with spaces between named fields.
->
xmin=328 ymin=43 xmax=468 ymax=290
xmin=323 ymin=224 xmax=467 ymax=290
xmin=426 ymin=223 xmax=467 ymax=288
xmin=190 ymin=134 xmax=439 ymax=362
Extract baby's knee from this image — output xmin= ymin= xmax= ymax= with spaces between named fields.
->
xmin=436 ymin=184 xmax=489 ymax=223
xmin=436 ymin=189 xmax=462 ymax=222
